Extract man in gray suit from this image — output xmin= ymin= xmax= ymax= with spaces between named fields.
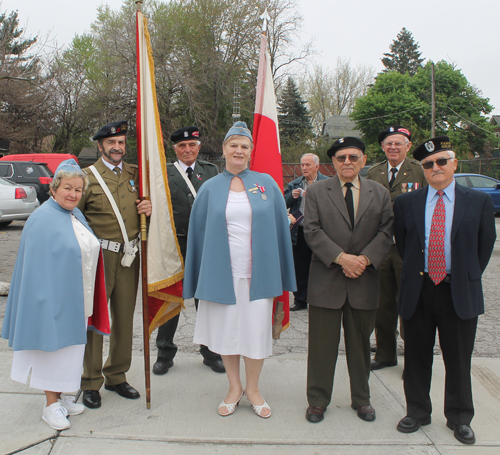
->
xmin=152 ymin=126 xmax=222 ymax=375
xmin=304 ymin=137 xmax=393 ymax=424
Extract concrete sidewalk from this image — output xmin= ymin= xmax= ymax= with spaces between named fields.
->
xmin=1 ymin=352 xmax=500 ymax=455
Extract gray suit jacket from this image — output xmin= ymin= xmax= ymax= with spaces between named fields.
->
xmin=304 ymin=175 xmax=393 ymax=310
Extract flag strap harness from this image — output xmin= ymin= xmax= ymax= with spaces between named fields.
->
xmin=173 ymin=161 xmax=197 ymax=198
xmin=89 ymin=165 xmax=139 ymax=267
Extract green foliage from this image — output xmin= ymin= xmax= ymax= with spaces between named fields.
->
xmin=351 ymin=61 xmax=495 ymax=160
xmin=0 ymin=10 xmax=37 ymax=59
xmin=278 ymin=76 xmax=312 ymax=148
xmin=381 ymin=28 xmax=424 ymax=76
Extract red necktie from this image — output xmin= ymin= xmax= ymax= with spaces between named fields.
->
xmin=428 ymin=190 xmax=446 ymax=285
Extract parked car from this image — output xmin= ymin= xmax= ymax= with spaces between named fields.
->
xmin=0 ymin=161 xmax=53 ymax=203
xmin=0 ymin=177 xmax=40 ymax=227
xmin=0 ymin=153 xmax=78 ymax=174
xmin=454 ymin=173 xmax=500 ymax=213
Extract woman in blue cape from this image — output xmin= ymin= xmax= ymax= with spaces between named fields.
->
xmin=184 ymin=122 xmax=296 ymax=419
xmin=1 ymin=159 xmax=109 ymax=431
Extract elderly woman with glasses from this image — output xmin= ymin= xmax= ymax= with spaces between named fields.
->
xmin=183 ymin=122 xmax=296 ymax=419
xmin=2 ymin=159 xmax=109 ymax=431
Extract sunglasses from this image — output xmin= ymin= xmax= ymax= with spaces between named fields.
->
xmin=335 ymin=154 xmax=362 ymax=163
xmin=421 ymin=157 xmax=452 ymax=170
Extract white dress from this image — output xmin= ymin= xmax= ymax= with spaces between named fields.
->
xmin=193 ymin=190 xmax=273 ymax=359
xmin=11 ymin=214 xmax=100 ymax=392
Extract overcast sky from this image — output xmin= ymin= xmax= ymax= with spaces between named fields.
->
xmin=5 ymin=0 xmax=499 ymax=117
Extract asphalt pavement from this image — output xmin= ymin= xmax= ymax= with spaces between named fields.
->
xmin=1 ymin=219 xmax=500 ymax=454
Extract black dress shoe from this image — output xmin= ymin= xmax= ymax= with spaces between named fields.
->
xmin=397 ymin=416 xmax=431 ymax=433
xmin=370 ymin=344 xmax=377 ymax=353
xmin=82 ymin=390 xmax=101 ymax=409
xmin=153 ymin=358 xmax=174 ymax=375
xmin=370 ymin=359 xmax=397 ymax=370
xmin=306 ymin=405 xmax=326 ymax=423
xmin=290 ymin=303 xmax=307 ymax=312
xmin=446 ymin=420 xmax=476 ymax=444
xmin=203 ymin=358 xmax=225 ymax=373
xmin=104 ymin=382 xmax=140 ymax=399
xmin=351 ymin=404 xmax=376 ymax=422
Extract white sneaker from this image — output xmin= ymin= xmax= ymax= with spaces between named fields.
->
xmin=58 ymin=393 xmax=85 ymax=416
xmin=42 ymin=402 xmax=70 ymax=430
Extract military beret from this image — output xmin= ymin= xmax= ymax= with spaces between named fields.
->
xmin=224 ymin=121 xmax=253 ymax=142
xmin=92 ymin=121 xmax=128 ymax=141
xmin=413 ymin=136 xmax=453 ymax=161
xmin=327 ymin=137 xmax=365 ymax=158
xmin=378 ymin=125 xmax=411 ymax=144
xmin=171 ymin=126 xmax=201 ymax=143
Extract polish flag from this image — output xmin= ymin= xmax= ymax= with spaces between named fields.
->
xmin=250 ymin=31 xmax=289 ymax=333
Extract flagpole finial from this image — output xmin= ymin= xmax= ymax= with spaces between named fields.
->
xmin=135 ymin=0 xmax=143 ymax=12
xmin=260 ymin=9 xmax=270 ymax=34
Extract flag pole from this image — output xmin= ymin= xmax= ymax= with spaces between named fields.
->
xmin=135 ymin=0 xmax=151 ymax=409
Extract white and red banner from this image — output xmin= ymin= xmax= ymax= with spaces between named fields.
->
xmin=136 ymin=11 xmax=184 ymax=337
xmin=250 ymin=32 xmax=289 ymax=332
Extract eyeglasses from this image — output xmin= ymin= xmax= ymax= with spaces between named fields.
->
xmin=383 ymin=142 xmax=407 ymax=148
xmin=335 ymin=154 xmax=362 ymax=163
xmin=421 ymin=157 xmax=453 ymax=170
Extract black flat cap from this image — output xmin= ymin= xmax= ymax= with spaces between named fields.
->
xmin=327 ymin=137 xmax=365 ymax=158
xmin=93 ymin=120 xmax=128 ymax=141
xmin=171 ymin=126 xmax=201 ymax=144
xmin=378 ymin=125 xmax=411 ymax=144
xmin=413 ymin=136 xmax=453 ymax=161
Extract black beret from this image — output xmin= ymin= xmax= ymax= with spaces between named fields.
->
xmin=378 ymin=125 xmax=411 ymax=144
xmin=327 ymin=137 xmax=365 ymax=158
xmin=413 ymin=136 xmax=453 ymax=162
xmin=92 ymin=120 xmax=128 ymax=141
xmin=171 ymin=126 xmax=201 ymax=143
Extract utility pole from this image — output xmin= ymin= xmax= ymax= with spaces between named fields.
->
xmin=431 ymin=62 xmax=436 ymax=137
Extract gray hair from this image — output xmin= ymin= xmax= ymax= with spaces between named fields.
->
xmin=174 ymin=140 xmax=201 ymax=149
xmin=301 ymin=153 xmax=319 ymax=165
xmin=50 ymin=169 xmax=88 ymax=193
xmin=447 ymin=150 xmax=456 ymax=159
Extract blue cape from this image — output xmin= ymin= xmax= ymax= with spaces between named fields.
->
xmin=2 ymin=198 xmax=102 ymax=351
xmin=183 ymin=169 xmax=296 ymax=304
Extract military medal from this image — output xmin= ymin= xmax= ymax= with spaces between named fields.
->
xmin=130 ymin=180 xmax=137 ymax=192
xmin=407 ymin=183 xmax=414 ymax=192
xmin=401 ymin=182 xmax=408 ymax=193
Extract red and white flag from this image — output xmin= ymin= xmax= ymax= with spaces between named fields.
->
xmin=250 ymin=31 xmax=289 ymax=332
xmin=136 ymin=11 xmax=184 ymax=337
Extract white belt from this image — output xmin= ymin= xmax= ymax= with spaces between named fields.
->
xmin=100 ymin=236 xmax=140 ymax=253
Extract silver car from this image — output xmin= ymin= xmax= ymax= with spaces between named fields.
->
xmin=0 ymin=176 xmax=40 ymax=227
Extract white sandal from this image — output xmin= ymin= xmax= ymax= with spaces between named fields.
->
xmin=251 ymin=400 xmax=272 ymax=419
xmin=218 ymin=391 xmax=244 ymax=416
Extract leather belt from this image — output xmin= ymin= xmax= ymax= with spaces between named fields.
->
xmin=100 ymin=236 xmax=140 ymax=253
xmin=424 ymin=272 xmax=451 ymax=284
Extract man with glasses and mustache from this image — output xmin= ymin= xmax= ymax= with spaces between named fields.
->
xmin=303 ymin=137 xmax=393 ymax=424
xmin=394 ymin=136 xmax=495 ymax=444
xmin=367 ymin=126 xmax=427 ymax=372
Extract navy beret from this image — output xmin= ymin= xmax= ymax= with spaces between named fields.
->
xmin=378 ymin=125 xmax=411 ymax=144
xmin=327 ymin=137 xmax=365 ymax=158
xmin=93 ymin=121 xmax=128 ymax=141
xmin=171 ymin=126 xmax=201 ymax=143
xmin=413 ymin=136 xmax=453 ymax=161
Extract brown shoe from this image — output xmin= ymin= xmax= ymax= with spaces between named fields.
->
xmin=305 ymin=405 xmax=326 ymax=423
xmin=351 ymin=403 xmax=376 ymax=421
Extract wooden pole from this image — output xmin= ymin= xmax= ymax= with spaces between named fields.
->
xmin=431 ymin=62 xmax=436 ymax=137
xmin=140 ymin=213 xmax=151 ymax=409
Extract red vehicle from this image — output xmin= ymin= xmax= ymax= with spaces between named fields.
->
xmin=0 ymin=153 xmax=78 ymax=174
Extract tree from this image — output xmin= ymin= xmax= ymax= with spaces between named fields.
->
xmin=351 ymin=61 xmax=494 ymax=160
xmin=278 ymin=76 xmax=312 ymax=160
xmin=381 ymin=28 xmax=424 ymax=77
xmin=299 ymin=58 xmax=375 ymax=135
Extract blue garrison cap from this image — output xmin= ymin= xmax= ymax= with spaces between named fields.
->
xmin=224 ymin=121 xmax=253 ymax=142
xmin=54 ymin=159 xmax=84 ymax=178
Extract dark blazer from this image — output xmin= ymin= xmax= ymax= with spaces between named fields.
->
xmin=394 ymin=183 xmax=496 ymax=320
xmin=284 ymin=172 xmax=328 ymax=244
xmin=167 ymin=160 xmax=218 ymax=236
xmin=304 ymin=175 xmax=393 ymax=310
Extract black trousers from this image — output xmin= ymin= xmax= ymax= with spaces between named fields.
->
xmin=403 ymin=275 xmax=477 ymax=425
xmin=292 ymin=226 xmax=312 ymax=306
xmin=155 ymin=235 xmax=220 ymax=362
